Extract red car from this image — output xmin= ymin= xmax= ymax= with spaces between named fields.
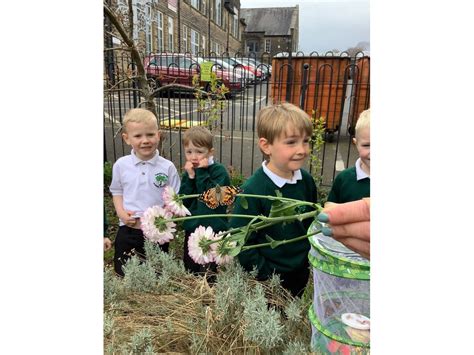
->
xmin=144 ymin=53 xmax=243 ymax=96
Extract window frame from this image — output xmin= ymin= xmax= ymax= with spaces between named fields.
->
xmin=157 ymin=11 xmax=164 ymax=51
xmin=168 ymin=16 xmax=174 ymax=52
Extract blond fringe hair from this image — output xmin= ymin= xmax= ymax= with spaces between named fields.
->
xmin=123 ymin=108 xmax=159 ymax=132
xmin=355 ymin=108 xmax=370 ymax=138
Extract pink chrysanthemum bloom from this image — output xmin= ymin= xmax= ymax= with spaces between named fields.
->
xmin=141 ymin=205 xmax=176 ymax=245
xmin=162 ymin=186 xmax=191 ymax=217
xmin=188 ymin=225 xmax=216 ymax=265
xmin=212 ymin=232 xmax=236 ymax=266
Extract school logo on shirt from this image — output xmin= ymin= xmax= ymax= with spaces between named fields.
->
xmin=154 ymin=173 xmax=168 ymax=188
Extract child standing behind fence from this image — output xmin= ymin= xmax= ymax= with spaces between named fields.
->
xmin=109 ymin=108 xmax=181 ymax=276
xmin=178 ymin=126 xmax=231 ymax=274
xmin=326 ymin=108 xmax=370 ymax=205
xmin=230 ymin=103 xmax=318 ymax=297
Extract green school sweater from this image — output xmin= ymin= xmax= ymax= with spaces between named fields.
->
xmin=179 ymin=163 xmax=231 ymax=233
xmin=327 ymin=166 xmax=370 ymax=203
xmin=230 ymin=167 xmax=318 ymax=278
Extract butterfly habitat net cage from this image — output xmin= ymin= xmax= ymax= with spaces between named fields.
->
xmin=307 ymin=221 xmax=370 ymax=354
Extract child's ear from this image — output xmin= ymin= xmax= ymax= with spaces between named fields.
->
xmin=156 ymin=130 xmax=161 ymax=140
xmin=209 ymin=147 xmax=215 ymax=155
xmin=352 ymin=137 xmax=357 ymax=145
xmin=122 ymin=132 xmax=130 ymax=145
xmin=258 ymin=137 xmax=271 ymax=155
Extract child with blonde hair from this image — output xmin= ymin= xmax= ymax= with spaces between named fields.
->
xmin=326 ymin=108 xmax=370 ymax=204
xmin=230 ymin=103 xmax=318 ymax=297
xmin=109 ymin=108 xmax=180 ymax=276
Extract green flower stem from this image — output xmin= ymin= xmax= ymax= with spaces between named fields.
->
xmin=198 ymin=210 xmax=319 ymax=248
xmin=177 ymin=193 xmax=322 ymax=210
xmin=241 ymin=229 xmax=321 ymax=251
xmin=165 ymin=213 xmax=268 ymax=224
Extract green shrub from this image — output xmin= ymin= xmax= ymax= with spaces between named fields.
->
xmin=104 ymin=161 xmax=113 ymax=190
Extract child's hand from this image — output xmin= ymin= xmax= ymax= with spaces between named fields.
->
xmin=104 ymin=237 xmax=112 ymax=251
xmin=184 ymin=161 xmax=195 ymax=178
xmin=197 ymin=157 xmax=209 ymax=168
xmin=120 ymin=210 xmax=139 ymax=227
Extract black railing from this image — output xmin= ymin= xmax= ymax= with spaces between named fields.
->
xmin=104 ymin=51 xmax=370 ymax=187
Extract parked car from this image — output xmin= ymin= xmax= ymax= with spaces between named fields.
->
xmin=249 ymin=58 xmax=272 ymax=79
xmin=233 ymin=57 xmax=265 ymax=81
xmin=196 ymin=57 xmax=245 ymax=93
xmin=144 ymin=53 xmax=243 ymax=96
xmin=220 ymin=57 xmax=257 ymax=83
xmin=203 ymin=58 xmax=250 ymax=86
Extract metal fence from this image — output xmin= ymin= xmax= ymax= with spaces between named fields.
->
xmin=104 ymin=51 xmax=370 ymax=188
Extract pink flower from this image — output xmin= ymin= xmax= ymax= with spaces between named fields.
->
xmin=162 ymin=186 xmax=191 ymax=217
xmin=141 ymin=205 xmax=176 ymax=245
xmin=212 ymin=232 xmax=235 ymax=266
xmin=188 ymin=226 xmax=216 ymax=264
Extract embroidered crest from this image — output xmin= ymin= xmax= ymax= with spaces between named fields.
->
xmin=154 ymin=173 xmax=169 ymax=188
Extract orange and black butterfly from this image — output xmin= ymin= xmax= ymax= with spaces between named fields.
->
xmin=198 ymin=185 xmax=243 ymax=209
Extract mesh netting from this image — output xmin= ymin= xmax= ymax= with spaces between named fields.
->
xmin=308 ymin=228 xmax=370 ymax=354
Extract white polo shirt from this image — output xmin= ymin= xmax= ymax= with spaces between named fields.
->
xmin=109 ymin=150 xmax=181 ymax=225
xmin=261 ymin=161 xmax=302 ymax=188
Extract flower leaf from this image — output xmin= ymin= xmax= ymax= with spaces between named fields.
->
xmin=227 ymin=243 xmax=243 ymax=257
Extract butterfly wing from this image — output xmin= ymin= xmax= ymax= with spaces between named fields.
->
xmin=199 ymin=188 xmax=219 ymax=209
xmin=219 ymin=186 xmax=243 ymax=206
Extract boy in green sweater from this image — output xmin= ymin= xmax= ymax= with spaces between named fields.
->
xmin=230 ymin=103 xmax=317 ymax=297
xmin=327 ymin=108 xmax=370 ymax=204
xmin=179 ymin=126 xmax=231 ymax=274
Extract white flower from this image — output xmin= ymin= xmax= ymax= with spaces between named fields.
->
xmin=188 ymin=225 xmax=216 ymax=265
xmin=212 ymin=232 xmax=236 ymax=266
xmin=162 ymin=186 xmax=191 ymax=217
xmin=140 ymin=205 xmax=176 ymax=245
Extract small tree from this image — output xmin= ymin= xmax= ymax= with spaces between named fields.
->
xmin=104 ymin=0 xmax=157 ymax=113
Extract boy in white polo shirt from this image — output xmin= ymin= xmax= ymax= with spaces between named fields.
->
xmin=109 ymin=108 xmax=180 ymax=276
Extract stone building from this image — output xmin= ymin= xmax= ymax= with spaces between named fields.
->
xmin=240 ymin=6 xmax=299 ymax=59
xmin=110 ymin=0 xmax=243 ymax=55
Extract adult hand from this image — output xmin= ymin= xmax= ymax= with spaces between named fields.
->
xmin=317 ymin=198 xmax=370 ymax=259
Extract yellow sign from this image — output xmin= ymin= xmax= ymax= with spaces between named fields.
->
xmin=200 ymin=61 xmax=214 ymax=82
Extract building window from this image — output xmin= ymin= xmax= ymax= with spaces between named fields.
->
xmin=201 ymin=35 xmax=206 ymax=54
xmin=214 ymin=0 xmax=221 ymax=26
xmin=157 ymin=11 xmax=164 ymax=51
xmin=183 ymin=25 xmax=189 ymax=53
xmin=191 ymin=0 xmax=199 ymax=9
xmin=246 ymin=40 xmax=258 ymax=53
xmin=232 ymin=9 xmax=239 ymax=37
xmin=191 ymin=29 xmax=200 ymax=55
xmin=145 ymin=5 xmax=152 ymax=53
xmin=168 ymin=16 xmax=174 ymax=52
xmin=265 ymin=39 xmax=271 ymax=53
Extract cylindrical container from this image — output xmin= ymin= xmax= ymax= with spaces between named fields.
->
xmin=308 ymin=220 xmax=370 ymax=354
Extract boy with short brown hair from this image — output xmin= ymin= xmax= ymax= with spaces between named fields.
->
xmin=179 ymin=126 xmax=230 ymax=273
xmin=230 ymin=103 xmax=318 ymax=297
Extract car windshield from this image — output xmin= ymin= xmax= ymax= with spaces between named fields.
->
xmin=149 ymin=55 xmax=196 ymax=69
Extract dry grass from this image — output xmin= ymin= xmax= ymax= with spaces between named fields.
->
xmin=104 ymin=266 xmax=313 ymax=354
